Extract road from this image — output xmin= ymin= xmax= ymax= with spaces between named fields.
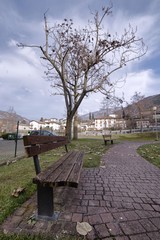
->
xmin=0 ymin=139 xmax=25 ymax=164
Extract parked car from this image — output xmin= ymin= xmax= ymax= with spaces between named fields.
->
xmin=29 ymin=130 xmax=56 ymax=136
xmin=1 ymin=133 xmax=22 ymax=140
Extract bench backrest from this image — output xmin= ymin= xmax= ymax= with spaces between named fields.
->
xmin=102 ymin=134 xmax=112 ymax=140
xmin=23 ymin=135 xmax=68 ymax=157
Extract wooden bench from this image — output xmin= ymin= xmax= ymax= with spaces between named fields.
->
xmin=102 ymin=134 xmax=114 ymax=145
xmin=23 ymin=135 xmax=84 ymax=221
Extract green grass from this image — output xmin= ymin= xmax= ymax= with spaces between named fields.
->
xmin=117 ymin=132 xmax=157 ymax=141
xmin=0 ymin=233 xmax=83 ymax=240
xmin=137 ymin=143 xmax=160 ymax=168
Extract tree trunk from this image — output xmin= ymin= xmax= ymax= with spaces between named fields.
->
xmin=65 ymin=116 xmax=73 ymax=141
xmin=73 ymin=112 xmax=78 ymax=140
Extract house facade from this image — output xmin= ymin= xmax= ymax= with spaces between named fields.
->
xmin=95 ymin=115 xmax=126 ymax=130
xmin=29 ymin=119 xmax=60 ymax=131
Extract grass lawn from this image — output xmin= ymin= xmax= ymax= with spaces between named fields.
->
xmin=137 ymin=142 xmax=160 ymax=168
xmin=116 ymin=131 xmax=159 ymax=141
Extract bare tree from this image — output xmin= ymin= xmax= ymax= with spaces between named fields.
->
xmin=130 ymin=91 xmax=145 ymax=131
xmin=18 ymin=6 xmax=146 ymax=140
xmin=101 ymin=95 xmax=123 ymax=116
xmin=5 ymin=107 xmax=17 ymax=132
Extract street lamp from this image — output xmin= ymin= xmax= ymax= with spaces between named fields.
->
xmin=153 ymin=106 xmax=158 ymax=141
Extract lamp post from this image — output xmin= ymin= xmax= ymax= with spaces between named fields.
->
xmin=153 ymin=106 xmax=158 ymax=141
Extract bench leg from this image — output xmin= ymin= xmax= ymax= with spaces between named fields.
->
xmin=36 ymin=184 xmax=58 ymax=220
xmin=111 ymin=140 xmax=113 ymax=144
xmin=104 ymin=140 xmax=107 ymax=145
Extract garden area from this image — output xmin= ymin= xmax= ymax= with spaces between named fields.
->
xmin=0 ymin=133 xmax=160 ymax=240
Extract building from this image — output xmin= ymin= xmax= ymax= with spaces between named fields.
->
xmin=94 ymin=114 xmax=126 ymax=130
xmin=29 ymin=120 xmax=60 ymax=131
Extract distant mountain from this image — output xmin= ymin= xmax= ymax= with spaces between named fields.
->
xmin=79 ymin=107 xmax=121 ymax=120
xmin=0 ymin=110 xmax=30 ymax=124
xmin=80 ymin=94 xmax=160 ymax=120
xmin=138 ymin=94 xmax=160 ymax=109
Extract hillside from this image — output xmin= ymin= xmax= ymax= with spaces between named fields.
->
xmin=80 ymin=94 xmax=160 ymax=120
xmin=0 ymin=110 xmax=30 ymax=124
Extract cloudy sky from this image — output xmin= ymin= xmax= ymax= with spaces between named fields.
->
xmin=0 ymin=0 xmax=160 ymax=120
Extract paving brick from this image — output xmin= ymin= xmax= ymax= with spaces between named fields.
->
xmin=103 ymin=195 xmax=113 ymax=201
xmin=133 ymin=203 xmax=142 ymax=210
xmin=76 ymin=206 xmax=87 ymax=213
xmin=87 ymin=206 xmax=106 ymax=215
xmin=152 ymin=204 xmax=160 ymax=211
xmin=112 ymin=212 xmax=127 ymax=222
xmin=88 ymin=214 xmax=103 ymax=225
xmin=13 ymin=207 xmax=27 ymax=216
xmin=100 ymin=212 xmax=114 ymax=223
xmin=150 ymin=217 xmax=160 ymax=229
xmin=147 ymin=231 xmax=160 ymax=239
xmin=122 ymin=202 xmax=134 ymax=210
xmin=135 ymin=210 xmax=153 ymax=218
xmin=59 ymin=212 xmax=72 ymax=221
xmin=95 ymin=190 xmax=104 ymax=195
xmin=94 ymin=224 xmax=110 ymax=238
xmin=94 ymin=195 xmax=102 ymax=200
xmin=139 ymin=218 xmax=158 ymax=231
xmin=107 ymin=222 xmax=123 ymax=236
xmin=113 ymin=191 xmax=124 ymax=197
xmin=80 ymin=199 xmax=88 ymax=206
xmin=100 ymin=200 xmax=108 ymax=207
xmin=88 ymin=200 xmax=100 ymax=206
xmin=115 ymin=237 xmax=130 ymax=240
xmin=72 ymin=213 xmax=83 ymax=222
xmin=123 ymin=211 xmax=140 ymax=220
xmin=83 ymin=194 xmax=94 ymax=200
xmin=140 ymin=203 xmax=154 ymax=211
xmin=120 ymin=220 xmax=146 ymax=235
xmin=130 ymin=233 xmax=150 ymax=240
xmin=111 ymin=201 xmax=123 ymax=209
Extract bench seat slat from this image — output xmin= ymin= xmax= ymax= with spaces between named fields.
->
xmin=67 ymin=151 xmax=84 ymax=187
xmin=54 ymin=151 xmax=83 ymax=187
xmin=33 ymin=151 xmax=83 ymax=188
xmin=33 ymin=151 xmax=74 ymax=184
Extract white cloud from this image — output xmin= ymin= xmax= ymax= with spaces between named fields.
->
xmin=115 ymin=69 xmax=159 ymax=104
xmin=0 ymin=0 xmax=160 ymax=120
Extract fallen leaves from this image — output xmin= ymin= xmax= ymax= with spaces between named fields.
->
xmin=76 ymin=222 xmax=92 ymax=236
xmin=12 ymin=187 xmax=25 ymax=197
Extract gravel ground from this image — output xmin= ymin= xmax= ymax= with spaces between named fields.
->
xmin=0 ymin=139 xmax=25 ymax=165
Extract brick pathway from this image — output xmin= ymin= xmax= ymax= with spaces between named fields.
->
xmin=2 ymin=141 xmax=160 ymax=239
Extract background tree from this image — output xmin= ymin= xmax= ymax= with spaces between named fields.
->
xmin=101 ymin=96 xmax=122 ymax=116
xmin=130 ymin=91 xmax=145 ymax=131
xmin=5 ymin=107 xmax=17 ymax=132
xmin=18 ymin=6 xmax=146 ymax=140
